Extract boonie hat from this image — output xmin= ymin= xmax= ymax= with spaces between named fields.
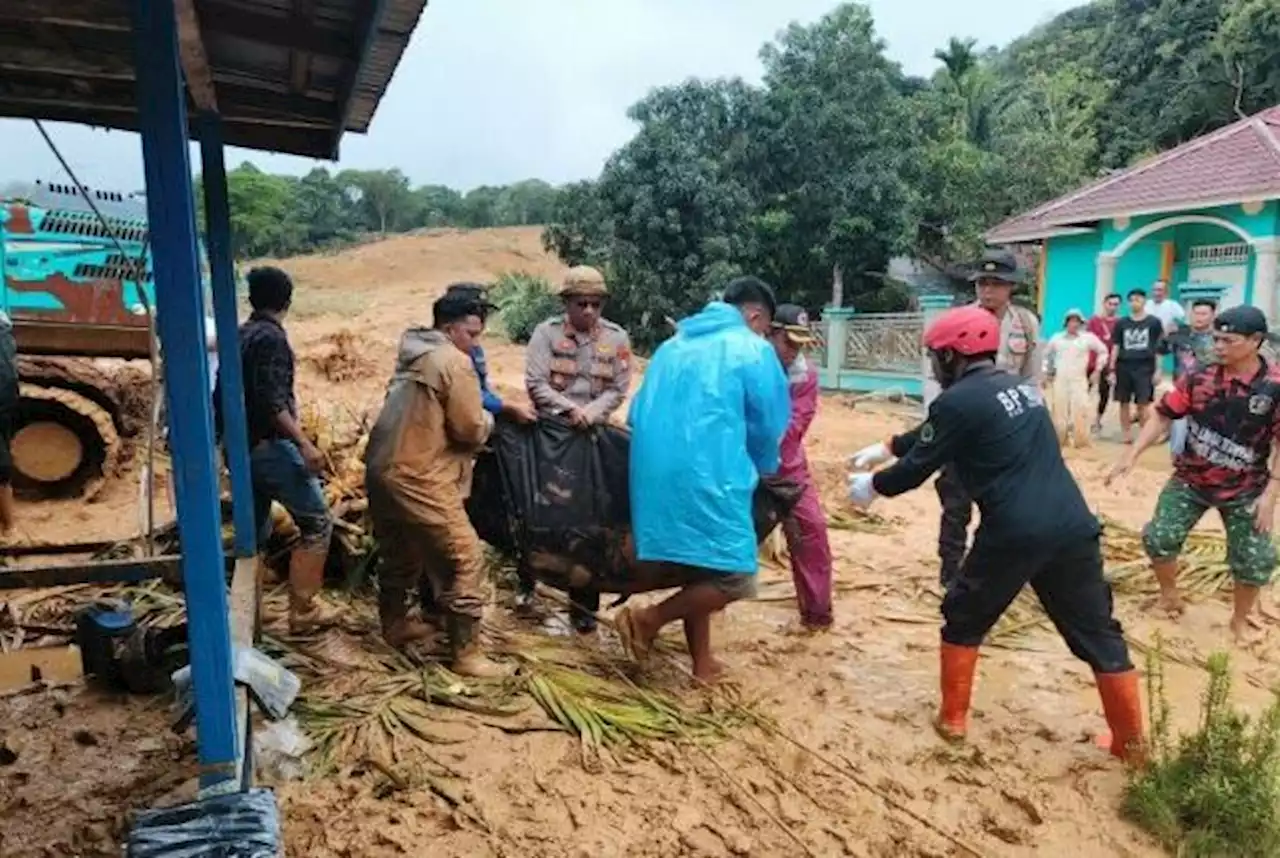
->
xmin=1064 ymin=308 xmax=1085 ymax=324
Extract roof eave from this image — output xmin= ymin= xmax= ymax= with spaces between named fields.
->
xmin=984 ymin=225 xmax=1098 ymax=244
xmin=988 ymin=192 xmax=1280 ymax=243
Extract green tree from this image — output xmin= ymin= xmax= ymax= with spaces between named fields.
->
xmin=751 ymin=3 xmax=916 ymax=310
xmin=337 ymin=168 xmax=414 ymax=234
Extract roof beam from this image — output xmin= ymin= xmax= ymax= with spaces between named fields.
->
xmin=197 ymin=1 xmax=358 ymax=60
xmin=174 ymin=0 xmax=218 ymax=112
xmin=332 ymin=0 xmax=384 ymax=152
xmin=288 ymin=0 xmax=316 ymax=95
xmin=0 ymin=0 xmax=130 ymax=32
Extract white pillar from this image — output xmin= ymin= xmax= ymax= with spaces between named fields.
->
xmin=1096 ymin=252 xmax=1118 ymax=310
xmin=1253 ymin=237 xmax=1280 ymax=323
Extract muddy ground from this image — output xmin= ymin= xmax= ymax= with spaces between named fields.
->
xmin=3 ymin=226 xmax=1277 ymax=857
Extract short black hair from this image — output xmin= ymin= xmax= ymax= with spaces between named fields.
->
xmin=1192 ymin=298 xmax=1218 ymax=311
xmin=247 ymin=266 xmax=293 ymax=313
xmin=1104 ymin=293 xmax=1122 ymax=302
xmin=1127 ymin=288 xmax=1147 ymax=299
xmin=723 ymin=276 xmax=777 ymax=318
xmin=432 ymin=293 xmax=482 ymax=328
xmin=445 ymin=282 xmax=497 ymax=320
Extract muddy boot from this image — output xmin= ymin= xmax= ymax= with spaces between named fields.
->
xmin=1095 ymin=670 xmax=1146 ymax=765
xmin=447 ymin=613 xmax=511 ymax=679
xmin=935 ymin=642 xmax=979 ymax=742
xmin=288 ymin=547 xmax=335 ymax=634
xmin=379 ymin=586 xmax=433 ymax=649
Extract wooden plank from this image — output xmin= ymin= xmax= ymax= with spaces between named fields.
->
xmin=227 ymin=556 xmax=260 ymax=787
xmin=174 ymin=0 xmax=217 ymax=112
xmin=0 ymin=554 xmax=236 ymax=590
xmin=0 ymin=645 xmax=82 ymax=692
xmin=0 ymin=555 xmax=177 ymax=589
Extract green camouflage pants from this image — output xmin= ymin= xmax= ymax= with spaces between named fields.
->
xmin=1142 ymin=478 xmax=1277 ymax=587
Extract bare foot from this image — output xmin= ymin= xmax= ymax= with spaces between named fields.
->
xmin=1147 ymin=591 xmax=1185 ymax=618
xmin=1231 ymin=615 xmax=1266 ymax=646
xmin=1256 ymin=598 xmax=1280 ymax=625
xmin=691 ymin=657 xmax=727 ymax=684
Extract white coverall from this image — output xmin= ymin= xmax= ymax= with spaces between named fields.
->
xmin=1042 ymin=331 xmax=1108 ymax=447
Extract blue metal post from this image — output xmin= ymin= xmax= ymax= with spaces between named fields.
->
xmin=197 ymin=113 xmax=257 ymax=559
xmin=130 ymin=0 xmax=239 ymax=788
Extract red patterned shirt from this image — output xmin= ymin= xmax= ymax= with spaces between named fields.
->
xmin=1156 ymin=360 xmax=1280 ymax=503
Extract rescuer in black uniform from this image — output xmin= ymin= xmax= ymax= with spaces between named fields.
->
xmin=847 ymin=305 xmax=1144 ymax=763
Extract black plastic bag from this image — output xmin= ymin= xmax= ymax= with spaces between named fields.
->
xmin=467 ymin=417 xmax=801 ymax=594
xmin=126 ymin=788 xmax=280 ymax=858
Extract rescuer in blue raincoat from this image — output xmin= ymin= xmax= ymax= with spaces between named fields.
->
xmin=615 ymin=277 xmax=791 ymax=682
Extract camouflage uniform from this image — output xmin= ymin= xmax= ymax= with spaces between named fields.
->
xmin=936 ymin=253 xmax=1042 ymax=588
xmin=523 ymin=267 xmax=633 ymax=630
xmin=525 ymin=267 xmax=633 ymax=424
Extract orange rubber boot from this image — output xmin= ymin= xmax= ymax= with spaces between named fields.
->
xmin=935 ymin=643 xmax=980 ymax=742
xmin=1095 ymin=670 xmax=1146 ymax=765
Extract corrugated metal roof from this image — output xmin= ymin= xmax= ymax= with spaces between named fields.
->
xmin=987 ymin=105 xmax=1280 ymax=244
xmin=0 ymin=0 xmax=428 ymax=160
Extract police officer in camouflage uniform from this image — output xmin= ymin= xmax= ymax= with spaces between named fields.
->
xmin=524 ymin=265 xmax=634 ymax=632
xmin=853 ymin=249 xmax=1042 ymax=588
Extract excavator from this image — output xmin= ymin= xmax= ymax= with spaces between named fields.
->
xmin=0 ymin=179 xmax=208 ymax=501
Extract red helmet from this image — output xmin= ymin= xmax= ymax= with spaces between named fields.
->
xmin=923 ymin=306 xmax=1000 ymax=356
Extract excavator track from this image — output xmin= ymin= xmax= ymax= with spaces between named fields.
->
xmin=13 ymin=382 xmax=121 ymax=501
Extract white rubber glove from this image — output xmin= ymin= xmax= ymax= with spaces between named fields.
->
xmin=849 ymin=441 xmax=892 ymax=470
xmin=847 ymin=472 xmax=878 ymax=508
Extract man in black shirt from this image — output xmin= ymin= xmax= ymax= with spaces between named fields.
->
xmin=1109 ymin=288 xmax=1166 ymax=444
xmin=847 ymin=306 xmax=1143 ymax=763
xmin=229 ymin=267 xmax=334 ymax=632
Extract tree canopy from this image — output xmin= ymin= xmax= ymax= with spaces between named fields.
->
xmin=542 ymin=0 xmax=1280 ymax=346
xmin=193 ymin=164 xmax=565 ymax=260
xmin=188 ymin=0 xmax=1280 ymax=349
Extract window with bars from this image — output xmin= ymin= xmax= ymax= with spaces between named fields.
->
xmin=1187 ymin=243 xmax=1251 ymax=267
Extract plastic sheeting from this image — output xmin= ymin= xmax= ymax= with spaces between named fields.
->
xmin=467 ymin=417 xmax=800 ymax=594
xmin=126 ymin=788 xmax=280 ymax=857
xmin=627 ymin=302 xmax=792 ymax=573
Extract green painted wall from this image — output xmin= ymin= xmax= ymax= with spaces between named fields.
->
xmin=1042 ymin=201 xmax=1280 ymax=324
xmin=1041 ymin=233 xmax=1099 ymax=333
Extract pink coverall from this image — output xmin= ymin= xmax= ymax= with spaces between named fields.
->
xmin=779 ymin=356 xmax=834 ymax=627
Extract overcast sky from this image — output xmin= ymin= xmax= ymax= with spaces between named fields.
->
xmin=0 ymin=0 xmax=1083 ymax=193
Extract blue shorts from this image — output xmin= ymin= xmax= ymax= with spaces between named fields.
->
xmin=250 ymin=439 xmax=332 ymax=550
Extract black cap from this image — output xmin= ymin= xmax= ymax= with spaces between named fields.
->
xmin=432 ymin=293 xmax=484 ymax=327
xmin=771 ymin=304 xmax=817 ymax=345
xmin=1214 ymin=305 xmax=1269 ymax=337
xmin=967 ymin=249 xmax=1023 ymax=286
xmin=445 ymin=282 xmax=499 ymax=313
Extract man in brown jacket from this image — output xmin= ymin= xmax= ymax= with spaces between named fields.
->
xmin=364 ymin=292 xmax=508 ymax=677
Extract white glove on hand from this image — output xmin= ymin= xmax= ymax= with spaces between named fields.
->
xmin=850 ymin=441 xmax=891 ymax=470
xmin=847 ymin=472 xmax=878 ymax=508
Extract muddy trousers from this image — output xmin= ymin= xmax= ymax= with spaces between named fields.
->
xmin=935 ymin=466 xmax=972 ymax=590
xmin=942 ymin=535 xmax=1132 ymax=674
xmin=1050 ymin=375 xmax=1092 ymax=446
xmin=374 ymin=515 xmax=486 ymax=623
xmin=782 ymin=478 xmax=834 ymax=627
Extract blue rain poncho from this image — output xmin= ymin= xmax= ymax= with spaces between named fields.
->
xmin=628 ymin=301 xmax=791 ymax=574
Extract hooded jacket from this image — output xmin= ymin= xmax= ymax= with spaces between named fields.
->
xmin=365 ymin=328 xmax=493 ymax=525
xmin=628 ymin=302 xmax=791 ymax=574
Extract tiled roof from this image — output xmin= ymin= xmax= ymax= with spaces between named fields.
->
xmin=987 ymin=105 xmax=1280 ymax=243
